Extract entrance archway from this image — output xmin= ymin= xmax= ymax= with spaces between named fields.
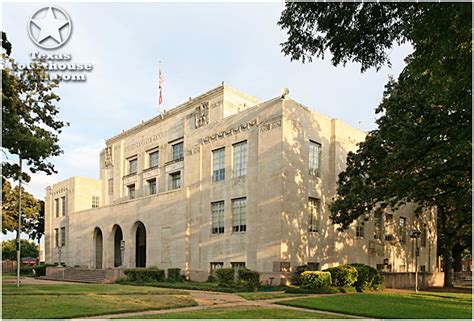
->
xmin=134 ymin=222 xmax=146 ymax=267
xmin=94 ymin=227 xmax=103 ymax=269
xmin=113 ymin=225 xmax=123 ymax=267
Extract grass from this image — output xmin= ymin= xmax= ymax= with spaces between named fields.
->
xmin=118 ymin=280 xmax=242 ymax=293
xmin=2 ymin=283 xmax=197 ymax=319
xmin=238 ymin=291 xmax=308 ymax=300
xmin=278 ymin=291 xmax=473 ymax=319
xmin=125 ymin=305 xmax=344 ymax=319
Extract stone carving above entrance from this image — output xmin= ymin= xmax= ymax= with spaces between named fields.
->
xmin=194 ymin=102 xmax=209 ymax=129
xmin=104 ymin=146 xmax=113 ymax=167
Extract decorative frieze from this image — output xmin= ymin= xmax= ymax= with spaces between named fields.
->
xmin=200 ymin=118 xmax=258 ymax=144
xmin=259 ymin=116 xmax=282 ymax=133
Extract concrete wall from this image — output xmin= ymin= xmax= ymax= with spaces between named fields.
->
xmin=382 ymin=272 xmax=444 ymax=289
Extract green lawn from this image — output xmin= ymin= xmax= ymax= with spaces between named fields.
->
xmin=238 ymin=291 xmax=308 ymax=300
xmin=125 ymin=305 xmax=344 ymax=319
xmin=278 ymin=291 xmax=473 ymax=319
xmin=2 ymin=283 xmax=196 ymax=319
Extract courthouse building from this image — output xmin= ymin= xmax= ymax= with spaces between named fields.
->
xmin=45 ymin=83 xmax=437 ymax=282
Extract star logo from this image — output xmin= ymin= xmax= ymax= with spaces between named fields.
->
xmin=28 ymin=6 xmax=72 ymax=49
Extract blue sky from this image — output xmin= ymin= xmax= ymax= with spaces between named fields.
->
xmin=2 ymin=2 xmax=412 ymax=239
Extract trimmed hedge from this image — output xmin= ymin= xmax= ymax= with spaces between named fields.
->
xmin=167 ymin=268 xmax=183 ymax=282
xmin=349 ymin=263 xmax=384 ymax=291
xmin=285 ymin=286 xmax=339 ymax=294
xmin=19 ymin=266 xmax=35 ymax=276
xmin=324 ymin=265 xmax=358 ymax=287
xmin=291 ymin=265 xmax=309 ymax=286
xmin=238 ymin=268 xmax=260 ymax=292
xmin=124 ymin=268 xmax=165 ymax=282
xmin=215 ymin=268 xmax=235 ymax=287
xmin=300 ymin=271 xmax=332 ymax=289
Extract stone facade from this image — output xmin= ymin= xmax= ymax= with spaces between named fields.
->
xmin=45 ymin=83 xmax=437 ymax=283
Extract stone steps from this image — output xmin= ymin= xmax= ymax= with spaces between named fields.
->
xmin=39 ymin=268 xmax=109 ymax=283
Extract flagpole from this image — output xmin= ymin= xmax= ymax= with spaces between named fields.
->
xmin=158 ymin=61 xmax=162 ymax=114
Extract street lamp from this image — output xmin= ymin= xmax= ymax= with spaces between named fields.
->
xmin=409 ymin=229 xmax=421 ymax=293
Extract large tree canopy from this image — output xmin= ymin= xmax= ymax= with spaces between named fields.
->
xmin=279 ymin=3 xmax=471 ymax=287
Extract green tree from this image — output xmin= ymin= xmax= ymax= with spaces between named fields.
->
xmin=279 ymin=3 xmax=471 ymax=287
xmin=2 ymin=239 xmax=39 ymax=261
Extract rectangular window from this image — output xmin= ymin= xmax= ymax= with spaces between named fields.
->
xmin=61 ymin=196 xmax=66 ymax=216
xmin=169 ymin=172 xmax=181 ymax=190
xmin=54 ymin=199 xmax=59 ymax=218
xmin=421 ymin=226 xmax=427 ymax=247
xmin=127 ymin=184 xmax=136 ymax=199
xmin=210 ymin=262 xmax=224 ymax=276
xmin=374 ymin=212 xmax=383 ymax=240
xmin=399 ymin=217 xmax=407 ymax=243
xmin=60 ymin=227 xmax=66 ymax=247
xmin=211 ymin=201 xmax=225 ymax=234
xmin=308 ymin=198 xmax=320 ymax=232
xmin=108 ymin=178 xmax=113 ymax=195
xmin=147 ymin=178 xmax=157 ymax=195
xmin=233 ymin=141 xmax=247 ymax=178
xmin=129 ymin=158 xmax=138 ymax=174
xmin=232 ymin=197 xmax=247 ymax=233
xmin=172 ymin=142 xmax=184 ymax=161
xmin=212 ymin=148 xmax=225 ymax=182
xmin=279 ymin=262 xmax=291 ymax=272
xmin=54 ymin=228 xmax=59 ymax=247
xmin=356 ymin=223 xmax=365 ymax=238
xmin=307 ymin=262 xmax=320 ymax=271
xmin=149 ymin=150 xmax=159 ymax=168
xmin=309 ymin=140 xmax=321 ymax=176
xmin=231 ymin=262 xmax=246 ymax=270
xmin=92 ymin=195 xmax=100 ymax=208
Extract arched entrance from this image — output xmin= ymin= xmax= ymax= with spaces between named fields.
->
xmin=134 ymin=222 xmax=146 ymax=267
xmin=113 ymin=225 xmax=123 ymax=267
xmin=94 ymin=227 xmax=103 ymax=269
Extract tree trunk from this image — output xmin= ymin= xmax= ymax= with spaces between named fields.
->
xmin=452 ymin=242 xmax=464 ymax=272
xmin=443 ymin=252 xmax=454 ymax=287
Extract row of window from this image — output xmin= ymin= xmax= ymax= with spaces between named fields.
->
xmin=125 ymin=171 xmax=181 ymax=200
xmin=127 ymin=142 xmax=183 ymax=176
xmin=54 ymin=195 xmax=100 ymax=216
xmin=211 ymin=197 xmax=247 ymax=234
xmin=211 ymin=141 xmax=248 ymax=182
xmin=53 ymin=227 xmax=66 ymax=247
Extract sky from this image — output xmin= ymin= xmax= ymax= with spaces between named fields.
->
xmin=2 ymin=1 xmax=412 ymax=240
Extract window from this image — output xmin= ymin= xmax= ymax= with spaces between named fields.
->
xmin=108 ymin=178 xmax=113 ymax=195
xmin=147 ymin=178 xmax=157 ymax=195
xmin=172 ymin=142 xmax=184 ymax=161
xmin=149 ymin=150 xmax=159 ymax=168
xmin=374 ymin=212 xmax=383 ymax=240
xmin=212 ymin=148 xmax=225 ymax=182
xmin=279 ymin=262 xmax=291 ymax=272
xmin=92 ymin=195 xmax=100 ymax=208
xmin=421 ymin=226 xmax=427 ymax=247
xmin=61 ymin=196 xmax=66 ymax=216
xmin=231 ymin=262 xmax=246 ymax=270
xmin=54 ymin=199 xmax=59 ymax=217
xmin=233 ymin=141 xmax=247 ymax=178
xmin=129 ymin=158 xmax=138 ymax=174
xmin=211 ymin=201 xmax=225 ymax=234
xmin=307 ymin=262 xmax=320 ymax=271
xmin=309 ymin=140 xmax=321 ymax=176
xmin=399 ymin=217 xmax=407 ymax=243
xmin=54 ymin=228 xmax=59 ymax=247
xmin=60 ymin=227 xmax=66 ymax=246
xmin=356 ymin=223 xmax=365 ymax=238
xmin=232 ymin=198 xmax=247 ymax=232
xmin=169 ymin=172 xmax=181 ymax=190
xmin=127 ymin=184 xmax=136 ymax=199
xmin=210 ymin=262 xmax=224 ymax=276
xmin=308 ymin=198 xmax=320 ymax=232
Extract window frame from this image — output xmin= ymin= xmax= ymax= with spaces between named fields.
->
xmin=171 ymin=141 xmax=184 ymax=161
xmin=128 ymin=157 xmax=138 ymax=175
xmin=169 ymin=171 xmax=181 ymax=190
xmin=211 ymin=201 xmax=225 ymax=234
xmin=127 ymin=184 xmax=136 ymax=199
xmin=60 ymin=227 xmax=66 ymax=247
xmin=232 ymin=140 xmax=248 ymax=178
xmin=309 ymin=140 xmax=322 ymax=177
xmin=399 ymin=217 xmax=407 ymax=243
xmin=232 ymin=197 xmax=247 ymax=233
xmin=308 ymin=198 xmax=320 ymax=233
xmin=147 ymin=178 xmax=157 ymax=195
xmin=212 ymin=147 xmax=225 ymax=182
xmin=148 ymin=149 xmax=159 ymax=168
xmin=356 ymin=222 xmax=365 ymax=238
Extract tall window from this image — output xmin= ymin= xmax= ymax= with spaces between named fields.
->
xmin=169 ymin=172 xmax=181 ymax=190
xmin=232 ymin=198 xmax=247 ymax=232
xmin=421 ymin=226 xmax=427 ymax=247
xmin=211 ymin=201 xmax=225 ymax=234
xmin=308 ymin=198 xmax=320 ymax=232
xmin=148 ymin=178 xmax=157 ymax=195
xmin=108 ymin=178 xmax=114 ymax=195
xmin=210 ymin=262 xmax=224 ymax=276
xmin=356 ymin=223 xmax=365 ymax=238
xmin=127 ymin=184 xmax=136 ymax=199
xmin=129 ymin=158 xmax=138 ymax=174
xmin=149 ymin=150 xmax=159 ymax=168
xmin=92 ymin=195 xmax=100 ymax=208
xmin=212 ymin=148 xmax=225 ymax=182
xmin=172 ymin=142 xmax=184 ymax=161
xmin=374 ymin=212 xmax=383 ymax=240
xmin=60 ymin=227 xmax=66 ymax=246
xmin=399 ymin=217 xmax=407 ymax=243
xmin=61 ymin=196 xmax=66 ymax=216
xmin=233 ymin=141 xmax=247 ymax=178
xmin=54 ymin=199 xmax=59 ymax=217
xmin=309 ymin=140 xmax=321 ymax=176
xmin=54 ymin=228 xmax=59 ymax=247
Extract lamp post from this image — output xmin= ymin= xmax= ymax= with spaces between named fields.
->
xmin=120 ymin=240 xmax=125 ymax=267
xmin=409 ymin=229 xmax=421 ymax=293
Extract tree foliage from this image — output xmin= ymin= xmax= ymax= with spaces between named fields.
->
xmin=2 ymin=239 xmax=39 ymax=260
xmin=279 ymin=3 xmax=471 ymax=287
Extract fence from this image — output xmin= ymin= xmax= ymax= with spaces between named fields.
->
xmin=2 ymin=260 xmax=18 ymax=273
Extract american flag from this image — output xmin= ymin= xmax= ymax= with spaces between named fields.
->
xmin=158 ymin=67 xmax=164 ymax=106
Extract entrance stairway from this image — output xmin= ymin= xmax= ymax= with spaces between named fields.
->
xmin=39 ymin=267 xmax=109 ymax=283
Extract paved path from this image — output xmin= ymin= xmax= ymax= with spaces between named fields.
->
xmin=3 ymin=276 xmax=78 ymax=285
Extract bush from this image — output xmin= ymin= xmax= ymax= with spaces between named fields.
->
xmin=124 ymin=268 xmax=165 ymax=283
xmin=207 ymin=275 xmax=217 ymax=283
xmin=20 ymin=266 xmax=35 ymax=276
xmin=285 ymin=286 xmax=339 ymax=294
xmin=291 ymin=264 xmax=309 ymax=286
xmin=167 ymin=268 xmax=184 ymax=282
xmin=324 ymin=265 xmax=358 ymax=287
xmin=215 ymin=268 xmax=235 ymax=287
xmin=349 ymin=263 xmax=384 ymax=291
xmin=237 ymin=269 xmax=260 ymax=292
xmin=300 ymin=271 xmax=332 ymax=289
xmin=338 ymin=286 xmax=357 ymax=293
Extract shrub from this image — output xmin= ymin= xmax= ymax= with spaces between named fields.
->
xmin=237 ymin=269 xmax=260 ymax=292
xmin=167 ymin=268 xmax=184 ymax=282
xmin=300 ymin=271 xmax=332 ymax=289
xmin=324 ymin=265 xmax=358 ymax=287
xmin=291 ymin=264 xmax=309 ymax=286
xmin=124 ymin=268 xmax=165 ymax=283
xmin=349 ymin=263 xmax=384 ymax=291
xmin=19 ymin=266 xmax=35 ymax=276
xmin=207 ymin=275 xmax=217 ymax=283
xmin=285 ymin=286 xmax=339 ymax=294
xmin=338 ymin=286 xmax=357 ymax=293
xmin=215 ymin=268 xmax=235 ymax=287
